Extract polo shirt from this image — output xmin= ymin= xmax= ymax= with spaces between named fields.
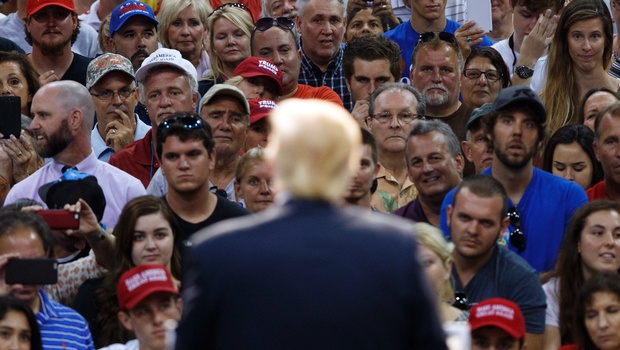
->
xmin=37 ymin=289 xmax=94 ymax=350
xmin=109 ymin=130 xmax=159 ymax=189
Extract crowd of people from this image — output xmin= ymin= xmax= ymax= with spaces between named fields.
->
xmin=1 ymin=0 xmax=620 ymax=348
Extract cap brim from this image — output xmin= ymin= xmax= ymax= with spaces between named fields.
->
xmin=124 ymin=286 xmax=179 ymax=310
xmin=239 ymin=72 xmax=282 ymax=95
xmin=28 ymin=2 xmax=74 ymax=15
xmin=470 ymin=320 xmax=524 ymax=339
xmin=111 ymin=14 xmax=158 ymax=38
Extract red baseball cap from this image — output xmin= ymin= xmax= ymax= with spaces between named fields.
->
xmin=469 ymin=298 xmax=526 ymax=339
xmin=232 ymin=57 xmax=283 ymax=95
xmin=27 ymin=0 xmax=75 ymax=15
xmin=117 ymin=264 xmax=178 ymax=310
xmin=249 ymin=99 xmax=277 ymax=124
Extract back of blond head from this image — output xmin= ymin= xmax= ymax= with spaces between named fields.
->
xmin=267 ymin=99 xmax=361 ymax=202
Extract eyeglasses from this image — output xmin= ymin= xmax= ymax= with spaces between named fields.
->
xmin=90 ymin=87 xmax=136 ymax=101
xmin=453 ymin=292 xmax=469 ymax=311
xmin=463 ymin=69 xmax=502 ymax=82
xmin=255 ymin=16 xmax=295 ymax=32
xmin=157 ymin=115 xmax=204 ymax=138
xmin=371 ymin=111 xmax=418 ymax=125
xmin=507 ymin=206 xmax=526 ymax=252
xmin=209 ymin=3 xmax=252 ymax=18
xmin=30 ymin=8 xmax=72 ymax=22
xmin=418 ymin=31 xmax=457 ymax=47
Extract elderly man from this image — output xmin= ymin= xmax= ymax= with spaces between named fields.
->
xmin=251 ymin=16 xmax=342 ymax=105
xmin=367 ymin=82 xmax=424 ymax=213
xmin=589 ymin=102 xmax=620 ymax=201
xmin=461 ymin=103 xmax=494 ymax=174
xmin=260 ymin=0 xmax=298 ymax=20
xmin=24 ymin=0 xmax=93 ymax=85
xmin=86 ymin=53 xmax=150 ymax=161
xmin=4 ymin=81 xmax=145 ymax=228
xmin=394 ymin=120 xmax=463 ymax=227
xmin=176 ymin=98 xmax=447 ymax=350
xmin=296 ymin=0 xmax=352 ymax=110
xmin=108 ymin=48 xmax=199 ymax=188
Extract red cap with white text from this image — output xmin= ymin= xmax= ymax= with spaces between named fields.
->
xmin=469 ymin=298 xmax=526 ymax=339
xmin=117 ymin=264 xmax=178 ymax=310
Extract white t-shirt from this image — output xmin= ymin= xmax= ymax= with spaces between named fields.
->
xmin=492 ymin=38 xmax=548 ymax=94
xmin=98 ymin=339 xmax=139 ymax=350
xmin=542 ymin=276 xmax=560 ymax=327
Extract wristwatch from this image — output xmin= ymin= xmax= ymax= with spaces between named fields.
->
xmin=516 ymin=65 xmax=534 ymax=79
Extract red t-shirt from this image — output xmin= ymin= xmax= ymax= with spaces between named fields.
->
xmin=586 ymin=180 xmax=609 ymax=201
xmin=209 ymin=0 xmax=261 ymax=21
xmin=292 ymin=84 xmax=344 ymax=106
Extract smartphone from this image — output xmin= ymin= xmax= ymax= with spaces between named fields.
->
xmin=5 ymin=258 xmax=58 ymax=285
xmin=0 ymin=96 xmax=22 ymax=139
xmin=37 ymin=210 xmax=79 ymax=230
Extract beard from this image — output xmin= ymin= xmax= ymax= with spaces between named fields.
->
xmin=36 ymin=119 xmax=74 ymax=158
xmin=494 ymin=142 xmax=537 ymax=170
xmin=32 ymin=34 xmax=72 ymax=56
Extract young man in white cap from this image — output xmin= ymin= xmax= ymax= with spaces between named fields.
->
xmin=100 ymin=264 xmax=181 ymax=350
xmin=469 ymin=297 xmax=527 ymax=350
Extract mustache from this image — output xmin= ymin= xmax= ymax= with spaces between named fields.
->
xmin=131 ymin=49 xmax=150 ymax=61
xmin=423 ymin=84 xmax=447 ymax=93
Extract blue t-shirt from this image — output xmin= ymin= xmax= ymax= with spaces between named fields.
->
xmin=440 ymin=167 xmax=588 ymax=273
xmin=384 ymin=19 xmax=493 ymax=81
xmin=451 ymin=246 xmax=546 ymax=334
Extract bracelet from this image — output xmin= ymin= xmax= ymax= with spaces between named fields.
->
xmin=87 ymin=224 xmax=107 ymax=242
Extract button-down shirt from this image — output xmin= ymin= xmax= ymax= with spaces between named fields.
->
xmin=91 ymin=114 xmax=150 ymax=162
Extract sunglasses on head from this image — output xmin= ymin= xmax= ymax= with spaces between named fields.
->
xmin=157 ymin=115 xmax=204 ymax=138
xmin=418 ymin=31 xmax=457 ymax=46
xmin=209 ymin=2 xmax=252 ymax=18
xmin=255 ymin=16 xmax=295 ymax=32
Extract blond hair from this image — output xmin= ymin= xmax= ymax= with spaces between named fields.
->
xmin=157 ymin=0 xmax=212 ymax=49
xmin=415 ymin=223 xmax=455 ymax=303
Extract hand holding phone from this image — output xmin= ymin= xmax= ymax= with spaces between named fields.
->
xmin=0 ymin=96 xmax=22 ymax=139
xmin=5 ymin=258 xmax=58 ymax=285
xmin=36 ymin=209 xmax=79 ymax=230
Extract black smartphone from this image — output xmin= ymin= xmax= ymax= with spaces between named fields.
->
xmin=37 ymin=210 xmax=79 ymax=230
xmin=0 ymin=96 xmax=22 ymax=139
xmin=5 ymin=258 xmax=58 ymax=285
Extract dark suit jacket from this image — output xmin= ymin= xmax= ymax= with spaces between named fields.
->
xmin=176 ymin=199 xmax=447 ymax=350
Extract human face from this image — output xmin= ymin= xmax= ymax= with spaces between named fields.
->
xmin=418 ymin=245 xmax=450 ymax=297
xmin=491 ymin=0 xmax=512 ymax=24
xmin=130 ymin=212 xmax=174 ymax=268
xmin=463 ymin=128 xmax=493 ymax=173
xmin=111 ymin=17 xmax=158 ymax=70
xmin=368 ymin=89 xmax=418 ymax=154
xmin=212 ymin=18 xmax=251 ymax=71
xmin=296 ymin=0 xmax=346 ymax=66
xmin=447 ymin=188 xmax=508 ymax=261
xmin=567 ymin=18 xmax=606 ymax=73
xmin=410 ymin=0 xmax=447 ymax=22
xmin=492 ymin=111 xmax=539 ymax=169
xmin=0 ymin=61 xmax=31 ymax=115
xmin=512 ymin=4 xmax=544 ymax=47
xmin=471 ymin=326 xmax=521 ymax=350
xmin=160 ymin=136 xmax=213 ymax=194
xmin=167 ymin=6 xmax=206 ymax=62
xmin=346 ymin=58 xmax=394 ymax=103
xmin=578 ymin=210 xmax=620 ymax=278
xmin=143 ymin=71 xmax=198 ymax=126
xmin=0 ymin=227 xmax=47 ymax=309
xmin=235 ymin=160 xmax=274 ymax=213
xmin=345 ymin=144 xmax=378 ymax=202
xmin=344 ymin=8 xmax=383 ymax=42
xmin=411 ymin=45 xmax=461 ymax=113
xmin=200 ymin=97 xmax=248 ymax=155
xmin=252 ymin=27 xmax=301 ymax=93
xmin=460 ymin=57 xmax=503 ymax=108
xmin=584 ymin=291 xmax=620 ymax=350
xmin=91 ymin=71 xmax=138 ymax=135
xmin=0 ymin=310 xmax=32 ymax=350
xmin=595 ymin=114 xmax=620 ymax=187
xmin=266 ymin=0 xmax=298 ymax=21
xmin=119 ymin=293 xmax=181 ymax=350
xmin=552 ymin=142 xmax=594 ymax=190
xmin=407 ymin=131 xmax=463 ymax=200
xmin=30 ymin=86 xmax=74 ymax=158
xmin=237 ymin=77 xmax=279 ymax=100
xmin=25 ymin=6 xmax=76 ymax=56
xmin=245 ymin=118 xmax=270 ymax=150
xmin=584 ymin=92 xmax=618 ymax=132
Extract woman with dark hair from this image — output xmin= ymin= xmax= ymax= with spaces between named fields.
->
xmin=577 ymin=87 xmax=620 ymax=132
xmin=542 ymin=201 xmax=620 ymax=350
xmin=542 ymin=124 xmax=603 ymax=190
xmin=460 ymin=46 xmax=510 ymax=108
xmin=72 ymin=195 xmax=181 ymax=348
xmin=0 ymin=296 xmax=42 ymax=350
xmin=0 ymin=51 xmax=40 ymax=116
xmin=571 ymin=272 xmax=620 ymax=350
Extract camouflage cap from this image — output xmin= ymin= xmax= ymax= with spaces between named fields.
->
xmin=86 ymin=53 xmax=135 ymax=90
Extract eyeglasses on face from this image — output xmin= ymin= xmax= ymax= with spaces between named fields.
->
xmin=255 ymin=16 xmax=295 ymax=32
xmin=209 ymin=3 xmax=252 ymax=18
xmin=371 ymin=111 xmax=418 ymax=125
xmin=31 ymin=8 xmax=72 ymax=22
xmin=90 ymin=87 xmax=136 ymax=101
xmin=463 ymin=69 xmax=502 ymax=82
xmin=507 ymin=206 xmax=526 ymax=252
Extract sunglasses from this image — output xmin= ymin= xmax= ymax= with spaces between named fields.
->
xmin=453 ymin=292 xmax=469 ymax=311
xmin=419 ymin=31 xmax=456 ymax=44
xmin=209 ymin=3 xmax=252 ymax=18
xmin=209 ymin=186 xmax=228 ymax=198
xmin=157 ymin=115 xmax=204 ymax=138
xmin=507 ymin=206 xmax=526 ymax=252
xmin=255 ymin=16 xmax=295 ymax=32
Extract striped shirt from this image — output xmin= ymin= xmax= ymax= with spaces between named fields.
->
xmin=37 ymin=290 xmax=94 ymax=350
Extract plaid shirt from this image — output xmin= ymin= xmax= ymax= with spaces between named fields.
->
xmin=298 ymin=45 xmax=352 ymax=111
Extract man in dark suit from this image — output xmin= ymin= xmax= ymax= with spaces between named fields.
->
xmin=176 ymin=99 xmax=448 ymax=350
